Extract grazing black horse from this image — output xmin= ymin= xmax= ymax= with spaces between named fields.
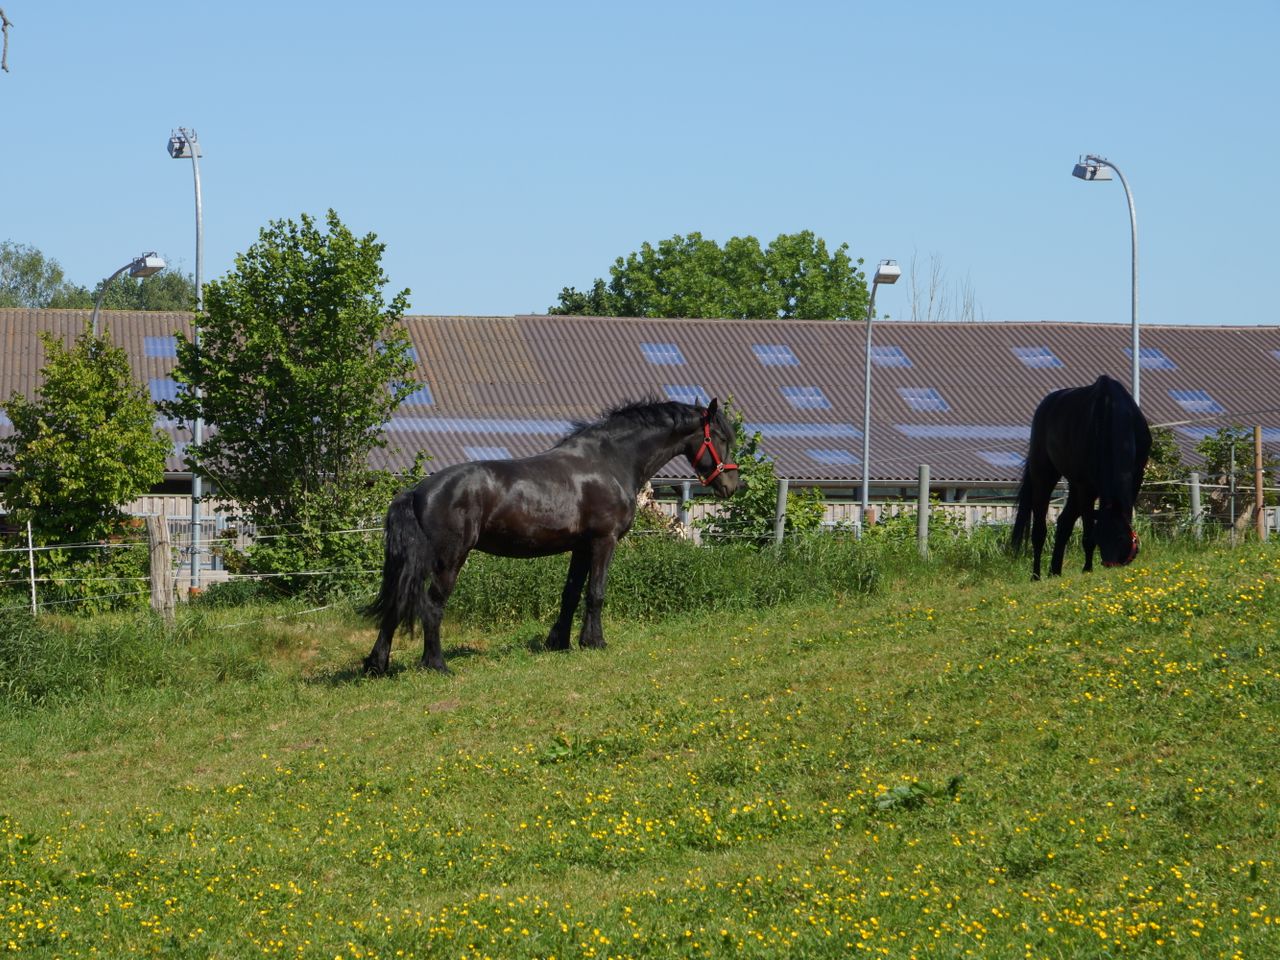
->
xmin=1011 ymin=375 xmax=1152 ymax=580
xmin=363 ymin=398 xmax=740 ymax=674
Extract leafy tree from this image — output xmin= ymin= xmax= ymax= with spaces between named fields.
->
xmin=550 ymin=231 xmax=869 ymax=320
xmin=1194 ymin=426 xmax=1280 ymax=532
xmin=0 ymin=240 xmax=82 ymax=307
xmin=1135 ymin=425 xmax=1190 ymax=528
xmin=697 ymin=404 xmax=825 ymax=546
xmin=0 ymin=324 xmax=171 ymax=610
xmin=163 ymin=210 xmax=416 ymax=592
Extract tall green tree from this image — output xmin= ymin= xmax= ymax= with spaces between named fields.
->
xmin=0 ymin=240 xmax=82 ymax=307
xmin=1 ymin=324 xmax=170 ymax=542
xmin=549 ymin=231 xmax=869 ymax=320
xmin=164 ymin=210 xmax=416 ymax=531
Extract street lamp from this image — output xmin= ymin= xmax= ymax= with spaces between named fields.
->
xmin=91 ymin=253 xmax=165 ymax=336
xmin=1072 ymin=154 xmax=1140 ymax=405
xmin=860 ymin=259 xmax=902 ymax=526
xmin=168 ymin=127 xmax=205 ymax=592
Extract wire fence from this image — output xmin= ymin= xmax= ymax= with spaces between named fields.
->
xmin=1 ymin=460 xmax=1275 ymax=617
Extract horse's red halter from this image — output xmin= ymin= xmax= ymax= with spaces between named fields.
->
xmin=694 ymin=409 xmax=738 ymax=485
xmin=1103 ymin=529 xmax=1140 ymax=567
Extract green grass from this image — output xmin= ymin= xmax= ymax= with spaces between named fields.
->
xmin=1 ymin=536 xmax=1278 ymax=958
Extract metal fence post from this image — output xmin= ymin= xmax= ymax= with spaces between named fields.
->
xmin=774 ymin=478 xmax=789 ymax=546
xmin=26 ymin=520 xmax=37 ymax=616
xmin=917 ymin=464 xmax=930 ymax=558
xmin=1189 ymin=471 xmax=1202 ymax=539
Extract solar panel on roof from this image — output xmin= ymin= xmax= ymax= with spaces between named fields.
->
xmin=895 ymin=424 xmax=1029 ymax=440
xmin=896 ymin=387 xmax=949 ymax=412
xmin=1011 ymin=345 xmax=1063 ymax=369
xmin=805 ymin=448 xmax=859 ymax=466
xmin=752 ymin=343 xmax=799 ymax=366
xmin=664 ymin=384 xmax=707 ymax=405
xmin=402 ymin=383 xmax=433 ymax=405
xmin=870 ymin=345 xmax=912 ymax=368
xmin=463 ymin=445 xmax=511 ymax=461
xmin=1126 ymin=346 xmax=1177 ymax=370
xmin=641 ymin=342 xmax=686 ymax=365
xmin=149 ymin=378 xmax=179 ymax=403
xmin=977 ymin=450 xmax=1026 ymax=468
xmin=144 ymin=336 xmax=177 ymax=358
xmin=780 ymin=385 xmax=831 ymax=410
xmin=1169 ymin=389 xmax=1225 ymax=414
xmin=745 ymin=422 xmax=861 ymax=439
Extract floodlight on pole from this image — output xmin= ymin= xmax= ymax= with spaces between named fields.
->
xmin=169 ymin=126 xmax=205 ymax=592
xmin=860 ymin=259 xmax=902 ymax=527
xmin=90 ymin=253 xmax=166 ymax=337
xmin=1072 ymin=153 xmax=1139 ymax=405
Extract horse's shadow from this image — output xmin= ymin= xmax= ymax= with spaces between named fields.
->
xmin=308 ymin=632 xmax=548 ymax=687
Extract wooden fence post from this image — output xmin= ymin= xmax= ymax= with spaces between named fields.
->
xmin=1189 ymin=471 xmax=1202 ymax=539
xmin=147 ymin=515 xmax=176 ymax=623
xmin=1256 ymin=425 xmax=1267 ymax=542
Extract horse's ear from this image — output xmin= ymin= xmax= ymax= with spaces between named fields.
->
xmin=707 ymin=397 xmax=719 ymax=417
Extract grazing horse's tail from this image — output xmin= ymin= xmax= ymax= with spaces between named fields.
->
xmin=1010 ymin=458 xmax=1034 ymax=554
xmin=363 ymin=490 xmax=431 ymax=637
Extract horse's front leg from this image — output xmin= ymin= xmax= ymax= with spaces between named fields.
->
xmin=578 ymin=535 xmax=618 ymax=649
xmin=1049 ymin=494 xmax=1081 ymax=577
xmin=1079 ymin=501 xmax=1098 ymax=573
xmin=547 ymin=546 xmax=590 ymax=651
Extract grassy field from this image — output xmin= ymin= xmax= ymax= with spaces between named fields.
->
xmin=1 ymin=536 xmax=1277 ymax=958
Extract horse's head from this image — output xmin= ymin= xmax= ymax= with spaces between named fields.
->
xmin=687 ymin=398 xmax=741 ymax=499
xmin=1096 ymin=504 xmax=1140 ymax=567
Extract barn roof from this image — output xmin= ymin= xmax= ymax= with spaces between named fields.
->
xmin=2 ymin=308 xmax=1278 ymax=489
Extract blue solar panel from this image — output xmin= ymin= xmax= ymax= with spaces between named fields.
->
xmin=870 ymin=345 xmax=912 ymax=368
xmin=464 ymin=445 xmax=511 ymax=461
xmin=805 ymin=448 xmax=859 ymax=466
xmin=149 ymin=378 xmax=179 ymax=403
xmin=895 ymin=424 xmax=1029 ymax=440
xmin=780 ymin=385 xmax=831 ymax=410
xmin=664 ymin=384 xmax=707 ymax=405
xmin=752 ymin=343 xmax=799 ymax=366
xmin=977 ymin=450 xmax=1026 ymax=468
xmin=1126 ymin=346 xmax=1177 ymax=370
xmin=1011 ymin=345 xmax=1063 ymax=369
xmin=1169 ymin=389 xmax=1224 ymax=414
xmin=387 ymin=416 xmax=573 ymax=435
xmin=642 ymin=342 xmax=686 ymax=365
xmin=744 ymin=422 xmax=861 ymax=439
xmin=402 ymin=383 xmax=433 ymax=405
xmin=897 ymin=387 xmax=949 ymax=412
xmin=144 ymin=336 xmax=177 ymax=358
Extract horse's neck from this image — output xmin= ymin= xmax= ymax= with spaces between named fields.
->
xmin=579 ymin=416 xmax=694 ymax=491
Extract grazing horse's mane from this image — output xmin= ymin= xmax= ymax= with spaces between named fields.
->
xmin=556 ymin=397 xmax=696 ymax=446
xmin=1091 ymin=376 xmax=1139 ymax=504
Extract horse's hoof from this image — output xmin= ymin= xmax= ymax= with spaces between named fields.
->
xmin=363 ymin=657 xmax=387 ymax=677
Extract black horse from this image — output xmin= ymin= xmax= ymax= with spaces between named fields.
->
xmin=363 ymin=398 xmax=740 ymax=674
xmin=1011 ymin=375 xmax=1152 ymax=580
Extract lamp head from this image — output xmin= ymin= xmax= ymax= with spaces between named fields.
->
xmin=167 ymin=129 xmax=202 ymax=159
xmin=129 ymin=253 xmax=166 ymax=278
xmin=1072 ymin=155 xmax=1113 ymax=181
xmin=872 ymin=260 xmax=901 ymax=286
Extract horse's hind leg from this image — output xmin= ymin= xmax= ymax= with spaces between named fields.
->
xmin=547 ymin=546 xmax=590 ymax=651
xmin=364 ymin=618 xmax=397 ymax=676
xmin=419 ymin=560 xmax=462 ymax=674
xmin=1029 ymin=480 xmax=1055 ymax=581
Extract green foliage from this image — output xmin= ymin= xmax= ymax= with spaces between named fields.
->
xmin=696 ymin=406 xmax=826 ymax=546
xmin=0 ymin=240 xmax=85 ymax=307
xmin=83 ymin=265 xmax=196 ymax=312
xmin=1194 ymin=426 xmax=1280 ymax=530
xmin=164 ymin=210 xmax=417 ymax=590
xmin=550 ymin=230 xmax=869 ymax=320
xmin=0 ymin=326 xmax=169 ymax=545
xmin=1137 ymin=425 xmax=1190 ymax=527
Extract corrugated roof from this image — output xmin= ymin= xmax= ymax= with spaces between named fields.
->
xmin=3 ymin=308 xmax=1279 ymax=487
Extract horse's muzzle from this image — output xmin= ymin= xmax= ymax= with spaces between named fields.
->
xmin=1103 ymin=530 xmax=1140 ymax=567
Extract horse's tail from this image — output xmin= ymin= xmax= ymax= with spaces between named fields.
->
xmin=1009 ymin=457 xmax=1034 ymax=554
xmin=363 ymin=490 xmax=430 ymax=636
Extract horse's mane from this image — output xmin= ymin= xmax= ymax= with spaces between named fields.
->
xmin=555 ymin=397 xmax=695 ymax=447
xmin=1092 ymin=375 xmax=1139 ymax=502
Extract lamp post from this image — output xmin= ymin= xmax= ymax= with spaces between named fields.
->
xmin=91 ymin=253 xmax=166 ymax=336
xmin=860 ymin=259 xmax=902 ymax=525
xmin=168 ymin=127 xmax=204 ymax=591
xmin=1072 ymin=154 xmax=1139 ymax=405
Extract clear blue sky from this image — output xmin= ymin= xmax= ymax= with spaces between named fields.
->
xmin=5 ymin=1 xmax=1276 ymax=324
